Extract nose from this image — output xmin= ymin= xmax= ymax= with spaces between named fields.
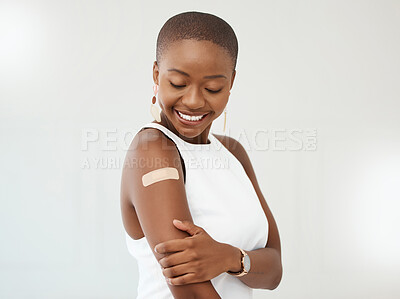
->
xmin=181 ymin=86 xmax=206 ymax=110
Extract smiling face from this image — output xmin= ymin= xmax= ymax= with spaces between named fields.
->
xmin=153 ymin=39 xmax=236 ymax=144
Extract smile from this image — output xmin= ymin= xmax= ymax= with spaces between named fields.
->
xmin=174 ymin=109 xmax=210 ymax=125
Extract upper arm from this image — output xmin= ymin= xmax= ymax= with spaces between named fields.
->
xmin=121 ymin=129 xmax=220 ymax=299
xmin=217 ymin=135 xmax=281 ymax=254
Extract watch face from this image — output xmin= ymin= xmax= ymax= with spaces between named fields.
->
xmin=244 ymin=254 xmax=251 ymax=271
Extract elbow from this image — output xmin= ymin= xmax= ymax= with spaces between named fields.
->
xmin=269 ymin=265 xmax=283 ymax=290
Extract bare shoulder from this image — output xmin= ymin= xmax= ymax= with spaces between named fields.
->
xmin=121 ymin=127 xmax=182 ymax=203
xmin=127 ymin=127 xmax=180 ymax=157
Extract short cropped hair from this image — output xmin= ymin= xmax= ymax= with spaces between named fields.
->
xmin=156 ymin=11 xmax=238 ymax=72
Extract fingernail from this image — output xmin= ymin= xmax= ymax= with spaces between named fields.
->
xmin=173 ymin=219 xmax=182 ymax=224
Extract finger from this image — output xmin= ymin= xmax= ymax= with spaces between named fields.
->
xmin=155 ymin=239 xmax=190 ymax=254
xmin=162 ymin=260 xmax=201 ymax=281
xmin=173 ymin=220 xmax=202 ymax=236
xmin=168 ymin=272 xmax=200 ymax=286
xmin=159 ymin=250 xmax=194 ymax=269
xmin=162 ymin=260 xmax=190 ymax=279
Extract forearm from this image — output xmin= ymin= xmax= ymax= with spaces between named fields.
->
xmin=223 ymin=243 xmax=282 ymax=290
xmin=193 ymin=284 xmax=221 ymax=299
xmin=168 ymin=281 xmax=221 ymax=299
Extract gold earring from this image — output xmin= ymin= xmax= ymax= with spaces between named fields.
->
xmin=223 ymin=91 xmax=230 ymax=133
xmin=223 ymin=106 xmax=227 ymax=133
xmin=151 ymin=84 xmax=161 ymax=122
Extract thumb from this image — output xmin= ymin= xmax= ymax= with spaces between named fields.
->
xmin=173 ymin=219 xmax=202 ymax=236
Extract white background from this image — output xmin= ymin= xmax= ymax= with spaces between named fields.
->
xmin=1 ymin=0 xmax=399 ymax=298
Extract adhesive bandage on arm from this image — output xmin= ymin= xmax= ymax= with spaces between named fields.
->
xmin=142 ymin=167 xmax=179 ymax=187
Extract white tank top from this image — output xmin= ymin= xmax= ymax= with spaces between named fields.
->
xmin=125 ymin=122 xmax=269 ymax=299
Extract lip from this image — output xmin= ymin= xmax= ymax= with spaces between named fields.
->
xmin=174 ymin=108 xmax=210 ymax=126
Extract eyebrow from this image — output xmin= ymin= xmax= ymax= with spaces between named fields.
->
xmin=168 ymin=68 xmax=227 ymax=79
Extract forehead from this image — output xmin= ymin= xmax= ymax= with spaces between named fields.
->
xmin=161 ymin=39 xmax=232 ymax=74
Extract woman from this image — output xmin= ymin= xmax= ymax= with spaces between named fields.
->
xmin=120 ymin=11 xmax=282 ymax=299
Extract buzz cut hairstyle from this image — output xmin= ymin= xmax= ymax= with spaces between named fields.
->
xmin=156 ymin=11 xmax=239 ymax=72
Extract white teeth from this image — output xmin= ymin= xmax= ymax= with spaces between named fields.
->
xmin=177 ymin=111 xmax=206 ymax=121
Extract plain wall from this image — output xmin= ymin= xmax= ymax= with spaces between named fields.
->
xmin=0 ymin=0 xmax=399 ymax=298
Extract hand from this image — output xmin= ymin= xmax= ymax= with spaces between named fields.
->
xmin=154 ymin=219 xmax=231 ymax=286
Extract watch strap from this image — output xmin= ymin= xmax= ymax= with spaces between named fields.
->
xmin=226 ymin=247 xmax=248 ymax=277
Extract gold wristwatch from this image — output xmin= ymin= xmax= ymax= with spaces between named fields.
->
xmin=226 ymin=247 xmax=250 ymax=277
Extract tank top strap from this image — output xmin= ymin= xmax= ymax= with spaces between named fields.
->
xmin=137 ymin=122 xmax=217 ymax=153
xmin=138 ymin=122 xmax=186 ymax=148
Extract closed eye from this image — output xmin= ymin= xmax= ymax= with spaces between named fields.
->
xmin=170 ymin=82 xmax=185 ymax=88
xmin=206 ymin=88 xmax=222 ymax=94
xmin=170 ymin=82 xmax=222 ymax=93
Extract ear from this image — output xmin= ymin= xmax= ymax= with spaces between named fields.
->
xmin=153 ymin=60 xmax=160 ymax=85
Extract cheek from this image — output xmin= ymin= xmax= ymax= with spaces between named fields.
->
xmin=158 ymin=80 xmax=174 ymax=103
xmin=209 ymin=99 xmax=228 ymax=118
xmin=214 ymin=96 xmax=229 ymax=110
xmin=157 ymin=90 xmax=175 ymax=108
